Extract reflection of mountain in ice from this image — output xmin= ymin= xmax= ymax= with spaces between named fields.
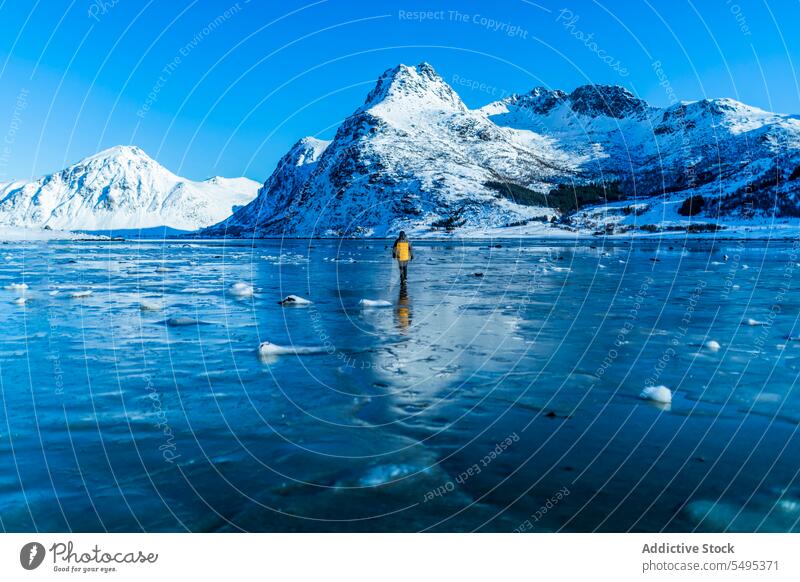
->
xmin=362 ymin=278 xmax=529 ymax=407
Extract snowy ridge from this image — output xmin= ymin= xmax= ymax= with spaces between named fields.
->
xmin=214 ymin=63 xmax=798 ymax=237
xmin=0 ymin=146 xmax=260 ymax=231
xmin=482 ymin=86 xmax=800 ymax=233
xmin=212 ymin=137 xmax=329 ymax=235
xmin=208 ymin=63 xmax=580 ymax=237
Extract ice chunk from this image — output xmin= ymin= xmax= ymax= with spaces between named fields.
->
xmin=359 ymin=299 xmax=392 ymax=308
xmin=261 ymin=253 xmax=308 ymax=265
xmin=69 ymin=290 xmax=92 ymax=298
xmin=4 ymin=283 xmax=28 ymax=291
xmin=278 ymin=295 xmax=312 ymax=306
xmin=358 ymin=464 xmax=421 ymax=486
xmin=257 ymin=341 xmax=327 ymax=356
xmin=705 ymin=340 xmax=721 ymax=351
xmin=181 ymin=287 xmax=213 ymax=294
xmin=13 ymin=296 xmax=27 ymax=305
xmin=754 ymin=393 xmax=781 ymax=403
xmin=229 ymin=282 xmax=254 ymax=298
xmin=777 ymin=498 xmax=800 ymax=513
xmin=686 ymin=499 xmax=799 ymax=532
xmin=139 ymin=300 xmax=163 ymax=311
xmin=640 ymin=385 xmax=672 ymax=404
xmin=742 ymin=318 xmax=765 ymax=326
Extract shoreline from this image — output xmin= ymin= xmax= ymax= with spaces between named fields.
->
xmin=3 ymin=225 xmax=799 ymax=244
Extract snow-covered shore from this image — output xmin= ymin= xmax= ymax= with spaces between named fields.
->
xmin=194 ymin=222 xmax=800 ymax=241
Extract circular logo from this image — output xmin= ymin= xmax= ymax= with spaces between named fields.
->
xmin=19 ymin=542 xmax=46 ymax=570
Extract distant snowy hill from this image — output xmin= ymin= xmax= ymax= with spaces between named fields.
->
xmin=0 ymin=146 xmax=260 ymax=231
xmin=205 ymin=62 xmax=800 ymax=237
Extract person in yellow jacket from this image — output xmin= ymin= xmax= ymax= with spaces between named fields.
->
xmin=392 ymin=231 xmax=413 ymax=281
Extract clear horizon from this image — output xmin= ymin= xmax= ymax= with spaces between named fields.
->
xmin=1 ymin=0 xmax=798 ymax=183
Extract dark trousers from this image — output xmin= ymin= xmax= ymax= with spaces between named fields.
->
xmin=397 ymin=260 xmax=409 ymax=280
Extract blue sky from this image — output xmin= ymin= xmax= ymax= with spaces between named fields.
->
xmin=1 ymin=0 xmax=798 ymax=183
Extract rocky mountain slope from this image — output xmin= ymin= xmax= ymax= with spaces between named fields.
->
xmin=207 ymin=62 xmax=800 ymax=237
xmin=207 ymin=63 xmax=582 ymax=237
xmin=483 ymin=86 xmax=800 ymax=234
xmin=0 ymin=146 xmax=260 ymax=231
xmin=204 ymin=63 xmax=800 ymax=236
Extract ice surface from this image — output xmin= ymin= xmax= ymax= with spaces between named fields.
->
xmin=1 ymin=239 xmax=798 ymax=533
xmin=165 ymin=316 xmax=207 ymax=327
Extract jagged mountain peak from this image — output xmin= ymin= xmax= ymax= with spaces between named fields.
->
xmin=526 ymin=86 xmax=568 ymax=100
xmin=289 ymin=136 xmax=330 ymax=165
xmin=567 ymin=84 xmax=650 ymax=119
xmin=296 ymin=135 xmax=330 ymax=147
xmin=483 ymin=84 xmax=649 ymax=120
xmin=209 ymin=63 xmax=576 ymax=238
xmin=496 ymin=87 xmax=569 ymax=115
xmin=362 ymin=62 xmax=466 ymax=113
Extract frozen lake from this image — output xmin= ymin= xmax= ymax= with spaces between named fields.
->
xmin=1 ymin=238 xmax=799 ymax=532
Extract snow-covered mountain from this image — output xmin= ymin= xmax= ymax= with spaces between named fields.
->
xmin=206 ymin=62 xmax=800 ymax=238
xmin=0 ymin=146 xmax=260 ymax=231
xmin=207 ymin=63 xmax=579 ymax=237
xmin=482 ymin=86 xmax=800 ymax=233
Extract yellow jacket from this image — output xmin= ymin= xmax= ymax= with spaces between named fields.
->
xmin=392 ymin=238 xmax=413 ymax=261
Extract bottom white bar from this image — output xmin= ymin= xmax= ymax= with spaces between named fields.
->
xmin=0 ymin=534 xmax=796 ymax=581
